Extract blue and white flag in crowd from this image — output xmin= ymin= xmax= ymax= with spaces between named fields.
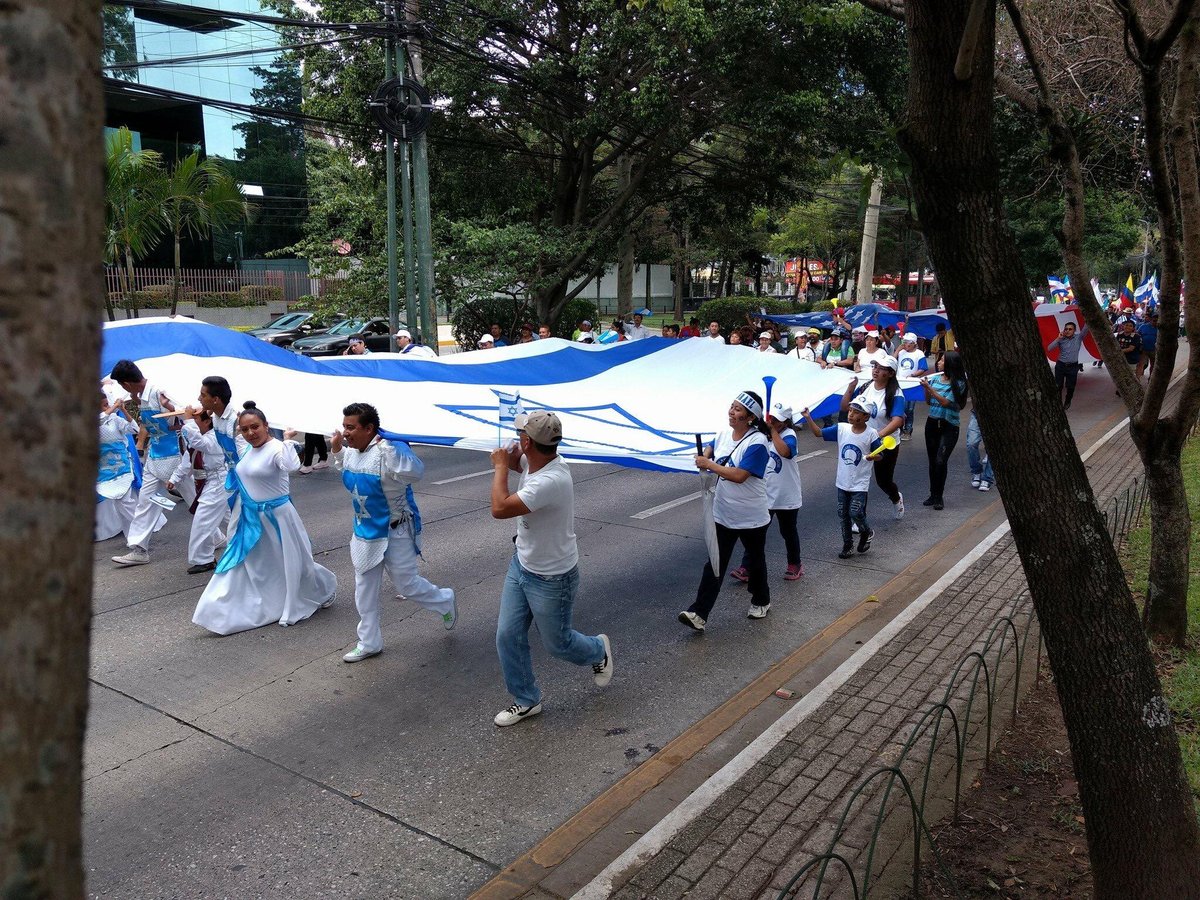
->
xmin=103 ymin=318 xmax=901 ymax=472
xmin=1134 ymin=272 xmax=1159 ymax=309
xmin=1047 ymin=275 xmax=1071 ymax=300
xmin=495 ymin=389 xmax=525 ymax=427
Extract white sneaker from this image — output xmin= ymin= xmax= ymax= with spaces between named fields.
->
xmin=979 ymin=481 xmax=991 ymax=492
xmin=593 ymin=634 xmax=613 ymax=686
xmin=747 ymin=604 xmax=770 ymax=620
xmin=677 ymin=611 xmax=706 ymax=632
xmin=342 ymin=644 xmax=380 ymax=663
xmin=971 ymin=476 xmax=981 ymax=488
xmin=312 ymin=460 xmax=330 ymax=470
xmin=893 ymin=493 xmax=905 ymax=520
xmin=442 ymin=592 xmax=458 ymax=630
xmin=494 ymin=702 xmax=542 ymax=727
xmin=112 ymin=546 xmax=150 ymax=567
xmin=298 ymin=465 xmax=313 ymax=474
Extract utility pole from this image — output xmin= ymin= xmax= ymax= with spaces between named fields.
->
xmin=855 ymin=174 xmax=883 ymax=305
xmin=406 ymin=0 xmax=436 ymax=353
xmin=1140 ymin=220 xmax=1151 ymax=282
xmin=383 ymin=1 xmax=400 ymax=351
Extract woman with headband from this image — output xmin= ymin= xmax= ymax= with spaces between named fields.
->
xmin=679 ymin=390 xmax=772 ymax=631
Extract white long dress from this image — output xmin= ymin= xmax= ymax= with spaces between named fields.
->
xmin=192 ymin=439 xmax=336 ymax=634
xmin=95 ymin=411 xmax=165 ymax=541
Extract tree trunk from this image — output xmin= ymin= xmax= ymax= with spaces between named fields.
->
xmin=900 ymin=0 xmax=1200 ymax=895
xmin=171 ymin=232 xmax=182 ymax=317
xmin=714 ymin=259 xmax=726 ymax=298
xmin=724 ymin=260 xmax=735 ymax=297
xmin=0 ymin=1 xmax=100 ymax=896
xmin=1143 ymin=439 xmax=1190 ymax=645
xmin=616 ymin=154 xmax=634 ymax=316
xmin=124 ymin=246 xmax=138 ymax=318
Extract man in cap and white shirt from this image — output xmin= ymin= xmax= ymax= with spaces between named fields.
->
xmin=477 ymin=333 xmax=495 ymax=350
xmin=488 ymin=410 xmax=613 ymax=726
xmin=756 ymin=331 xmax=778 ymax=353
xmin=396 ymin=328 xmax=436 ymax=358
xmin=575 ymin=320 xmax=597 ymax=343
xmin=896 ymin=332 xmax=927 ymax=440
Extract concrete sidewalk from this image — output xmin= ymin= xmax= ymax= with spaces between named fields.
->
xmin=475 ymin=402 xmax=1147 ymax=899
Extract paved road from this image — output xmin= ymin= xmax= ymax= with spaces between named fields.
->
xmin=83 ymin=366 xmax=1121 ymax=898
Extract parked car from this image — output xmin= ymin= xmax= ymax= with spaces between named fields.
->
xmin=290 ymin=317 xmax=398 ymax=356
xmin=248 ymin=311 xmax=333 ymax=348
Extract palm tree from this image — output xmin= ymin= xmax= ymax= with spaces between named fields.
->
xmin=104 ymin=126 xmax=164 ymax=320
xmin=150 ymin=152 xmax=248 ymax=315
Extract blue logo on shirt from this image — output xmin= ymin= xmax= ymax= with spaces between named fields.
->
xmin=841 ymin=444 xmax=863 ymax=466
xmin=768 ymin=451 xmax=783 ymax=474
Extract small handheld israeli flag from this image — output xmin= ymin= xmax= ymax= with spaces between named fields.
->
xmin=494 ymin=389 xmax=525 ymax=446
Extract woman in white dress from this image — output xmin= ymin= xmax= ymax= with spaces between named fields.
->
xmin=95 ymin=393 xmax=165 ymax=541
xmin=192 ymin=402 xmax=337 ymax=635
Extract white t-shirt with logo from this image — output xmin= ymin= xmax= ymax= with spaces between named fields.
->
xmin=764 ymin=432 xmax=803 ymax=509
xmin=709 ymin=428 xmax=770 ymax=529
xmin=822 ymin=423 xmax=881 ymax=492
xmin=856 ymin=382 xmax=905 ymax=433
xmin=897 ymin=349 xmax=928 ymax=377
xmin=515 ymin=455 xmax=578 ymax=575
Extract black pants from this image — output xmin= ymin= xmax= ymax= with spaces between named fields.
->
xmin=872 ymin=446 xmax=902 ymax=504
xmin=924 ymin=417 xmax=960 ymax=502
xmin=690 ymin=521 xmax=770 ymax=619
xmin=302 ymin=433 xmax=328 ymax=466
xmin=740 ymin=508 xmax=801 ymax=569
xmin=1053 ymin=361 xmax=1079 ymax=405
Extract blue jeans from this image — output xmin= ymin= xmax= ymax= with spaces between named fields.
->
xmin=496 ymin=554 xmax=604 ymax=707
xmin=966 ymin=413 xmax=993 ymax=482
xmin=903 ymin=400 xmax=917 ymax=434
xmin=837 ymin=488 xmax=869 ymax=547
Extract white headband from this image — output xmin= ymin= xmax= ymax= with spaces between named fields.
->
xmin=734 ymin=392 xmax=763 ymax=420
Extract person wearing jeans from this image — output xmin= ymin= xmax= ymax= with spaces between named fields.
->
xmin=489 ymin=410 xmax=612 ymax=727
xmin=966 ymin=411 xmax=994 ymax=490
xmin=920 ymin=352 xmax=968 ymax=510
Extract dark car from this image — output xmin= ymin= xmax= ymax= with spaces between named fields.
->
xmin=290 ymin=317 xmax=397 ymax=356
xmin=248 ymin=311 xmax=332 ymax=348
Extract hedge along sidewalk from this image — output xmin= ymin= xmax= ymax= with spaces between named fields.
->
xmin=1121 ymin=433 xmax=1200 ymax=805
xmin=574 ymin=409 xmax=1149 ymax=900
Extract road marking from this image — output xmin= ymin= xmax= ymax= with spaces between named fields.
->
xmin=628 ymin=450 xmax=826 ymax=520
xmin=631 ymin=492 xmax=701 ymax=519
xmin=572 ymin=417 xmax=1132 ymax=900
xmin=431 ymin=469 xmax=494 ymax=485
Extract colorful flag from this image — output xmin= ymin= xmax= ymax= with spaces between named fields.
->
xmin=1119 ymin=274 xmax=1136 ymax=309
xmin=1048 ymin=276 xmax=1070 ymax=300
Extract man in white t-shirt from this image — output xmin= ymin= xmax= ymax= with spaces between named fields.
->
xmin=896 ymin=332 xmax=927 ymax=440
xmin=488 ymin=410 xmax=612 ymax=726
xmin=756 ymin=331 xmax=778 ymax=353
xmin=705 ymin=321 xmax=725 ymax=341
xmin=622 ymin=311 xmax=651 ymax=341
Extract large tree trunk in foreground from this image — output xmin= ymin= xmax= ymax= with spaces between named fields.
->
xmin=0 ymin=1 xmax=101 ymax=895
xmin=1143 ymin=438 xmax=1191 ymax=643
xmin=899 ymin=0 xmax=1200 ymax=895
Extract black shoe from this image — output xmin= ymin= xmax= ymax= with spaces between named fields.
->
xmin=922 ymin=496 xmax=937 ymax=507
xmin=933 ymin=499 xmax=944 ymax=510
xmin=838 ymin=544 xmax=854 ymax=559
xmin=857 ymin=529 xmax=873 ymax=553
xmin=186 ymin=561 xmax=216 ymax=575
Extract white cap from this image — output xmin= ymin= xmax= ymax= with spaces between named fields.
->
xmin=902 ymin=332 xmax=918 ymax=343
xmin=770 ymin=400 xmax=793 ymax=422
xmin=477 ymin=333 xmax=494 ymax=345
xmin=759 ymin=331 xmax=773 ymax=340
xmin=396 ymin=328 xmax=412 ymax=339
xmin=873 ymin=355 xmax=898 ymax=371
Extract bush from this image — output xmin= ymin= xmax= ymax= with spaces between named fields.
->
xmin=239 ymin=284 xmax=283 ymax=303
xmin=195 ymin=291 xmax=249 ymax=308
xmin=450 ymin=294 xmax=599 ymax=349
xmin=143 ymin=283 xmax=194 ymax=298
xmin=111 ymin=291 xmax=168 ymax=310
xmin=808 ymin=299 xmax=836 ymax=312
xmin=696 ymin=296 xmax=793 ymax=338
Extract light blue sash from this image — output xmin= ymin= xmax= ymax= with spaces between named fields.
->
xmin=215 ymin=470 xmax=290 ymax=574
xmin=138 ymin=407 xmax=179 ymax=460
xmin=342 ymin=469 xmax=391 ymax=541
xmin=98 ymin=440 xmax=132 ymax=483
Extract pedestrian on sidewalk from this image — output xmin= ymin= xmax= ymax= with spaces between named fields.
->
xmin=800 ymin=400 xmax=881 ymax=559
xmin=966 ymin=409 xmax=994 ymax=492
xmin=1047 ymin=321 xmax=1087 ymax=409
xmin=730 ymin=401 xmax=805 ymax=583
xmin=679 ymin=391 xmax=772 ymax=631
xmin=920 ymin=352 xmax=969 ymax=511
xmin=489 ymin=410 xmax=612 ymax=726
xmin=841 ymin=356 xmax=907 ymax=519
xmin=333 ymin=402 xmax=457 ymax=664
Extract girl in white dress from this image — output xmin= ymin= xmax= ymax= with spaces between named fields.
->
xmin=192 ymin=402 xmax=337 ymax=635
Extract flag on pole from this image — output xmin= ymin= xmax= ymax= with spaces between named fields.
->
xmin=494 ymin=389 xmax=524 ymax=445
xmin=1047 ymin=275 xmax=1070 ymax=300
xmin=1119 ymin=273 xmax=1136 ymax=309
xmin=1134 ymin=273 xmax=1157 ymax=305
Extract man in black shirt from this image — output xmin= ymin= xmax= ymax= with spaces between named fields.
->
xmin=1116 ymin=318 xmax=1144 ymax=369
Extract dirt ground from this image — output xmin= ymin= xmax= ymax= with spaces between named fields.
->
xmin=908 ymin=666 xmax=1093 ymax=898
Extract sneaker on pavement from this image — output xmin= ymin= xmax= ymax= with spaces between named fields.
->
xmin=494 ymin=702 xmax=542 ymax=727
xmin=593 ymin=634 xmax=614 ymax=686
xmin=112 ymin=547 xmax=149 ymax=567
xmin=442 ymin=593 xmax=458 ymax=630
xmin=900 ymin=431 xmax=912 ymax=442
xmin=784 ymin=563 xmax=804 ymax=581
xmin=298 ymin=465 xmax=313 ymax=474
xmin=923 ymin=496 xmax=937 ymax=507
xmin=893 ymin=493 xmax=905 ymax=520
xmin=839 ymin=545 xmax=855 ymax=559
xmin=971 ymin=476 xmax=981 ymax=488
xmin=677 ymin=611 xmax=706 ymax=632
xmin=729 ymin=566 xmax=749 ymax=583
xmin=978 ymin=480 xmax=991 ymax=492
xmin=320 ymin=595 xmax=335 ymax=609
xmin=747 ymin=604 xmax=770 ymax=620
xmin=312 ymin=460 xmax=330 ymax=470
xmin=933 ymin=499 xmax=945 ymax=510
xmin=186 ymin=561 xmax=215 ymax=575
xmin=858 ymin=528 xmax=874 ymax=554
xmin=342 ymin=644 xmax=380 ymax=663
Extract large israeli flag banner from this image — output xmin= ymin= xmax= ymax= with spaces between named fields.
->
xmin=101 ymin=318 xmax=915 ymax=472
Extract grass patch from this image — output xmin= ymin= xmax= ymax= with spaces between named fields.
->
xmin=1121 ymin=439 xmax=1200 ymax=806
